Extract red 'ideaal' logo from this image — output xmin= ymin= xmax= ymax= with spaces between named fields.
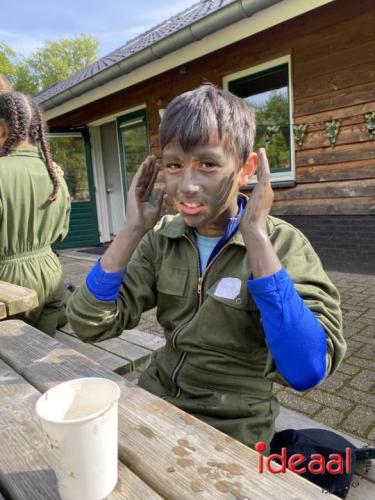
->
xmin=255 ymin=442 xmax=352 ymax=475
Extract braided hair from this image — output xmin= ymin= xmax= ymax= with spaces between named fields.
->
xmin=29 ymin=99 xmax=60 ymax=201
xmin=0 ymin=91 xmax=60 ymax=202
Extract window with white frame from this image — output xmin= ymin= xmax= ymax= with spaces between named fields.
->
xmin=223 ymin=56 xmax=294 ymax=184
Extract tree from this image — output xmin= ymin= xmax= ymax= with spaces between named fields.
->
xmin=26 ymin=34 xmax=99 ymax=92
xmin=12 ymin=62 xmax=40 ymax=95
xmin=0 ymin=34 xmax=100 ymax=96
xmin=0 ymin=43 xmax=17 ymax=81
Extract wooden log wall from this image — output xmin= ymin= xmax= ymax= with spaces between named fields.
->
xmin=49 ymin=0 xmax=375 ymax=217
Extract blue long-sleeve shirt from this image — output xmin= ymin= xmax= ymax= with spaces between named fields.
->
xmin=86 ymin=260 xmax=126 ymax=301
xmin=86 ymin=197 xmax=327 ymax=391
xmin=247 ymin=268 xmax=327 ymax=391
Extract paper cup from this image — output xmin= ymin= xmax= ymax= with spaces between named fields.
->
xmin=36 ymin=377 xmax=120 ymax=500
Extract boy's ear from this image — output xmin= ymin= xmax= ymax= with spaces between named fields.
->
xmin=238 ymin=152 xmax=257 ymax=186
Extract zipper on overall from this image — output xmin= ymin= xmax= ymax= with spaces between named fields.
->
xmin=170 ymin=235 xmax=232 ymax=398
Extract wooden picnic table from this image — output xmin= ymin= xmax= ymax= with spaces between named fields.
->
xmin=0 ymin=281 xmax=38 ymax=319
xmin=0 ymin=319 xmax=341 ymax=499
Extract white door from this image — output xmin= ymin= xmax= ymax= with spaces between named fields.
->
xmin=100 ymin=121 xmax=125 ymax=237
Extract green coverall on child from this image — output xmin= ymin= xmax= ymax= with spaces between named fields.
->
xmin=0 ymin=146 xmax=71 ymax=335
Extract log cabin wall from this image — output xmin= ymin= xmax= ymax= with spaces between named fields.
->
xmin=49 ymin=0 xmax=375 ymax=273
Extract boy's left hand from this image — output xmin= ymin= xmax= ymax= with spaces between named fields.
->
xmin=239 ymin=148 xmax=274 ymax=240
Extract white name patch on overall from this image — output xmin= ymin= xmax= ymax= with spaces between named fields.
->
xmin=214 ymin=277 xmax=242 ymax=300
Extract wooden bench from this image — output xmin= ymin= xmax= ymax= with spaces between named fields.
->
xmin=56 ymin=323 xmax=165 ymax=375
xmin=0 ymin=281 xmax=38 ymax=319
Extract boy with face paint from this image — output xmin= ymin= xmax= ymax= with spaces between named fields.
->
xmin=67 ymin=85 xmax=345 ymax=453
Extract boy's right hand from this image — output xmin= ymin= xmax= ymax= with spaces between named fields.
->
xmin=100 ymin=156 xmax=164 ymax=273
xmin=125 ymin=155 xmax=164 ymax=235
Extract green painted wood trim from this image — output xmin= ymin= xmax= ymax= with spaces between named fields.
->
xmin=50 ymin=127 xmax=100 ymax=249
xmin=82 ymin=127 xmax=100 ymax=243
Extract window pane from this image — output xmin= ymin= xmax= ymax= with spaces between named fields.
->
xmin=229 ymin=64 xmax=291 ymax=173
xmin=49 ymin=136 xmax=90 ymax=202
xmin=120 ymin=120 xmax=149 ymax=189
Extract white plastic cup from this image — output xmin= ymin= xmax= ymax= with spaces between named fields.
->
xmin=36 ymin=377 xmax=121 ymax=500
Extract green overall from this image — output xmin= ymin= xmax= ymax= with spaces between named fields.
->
xmin=0 ymin=146 xmax=71 ymax=335
xmin=67 ymin=211 xmax=345 ymax=451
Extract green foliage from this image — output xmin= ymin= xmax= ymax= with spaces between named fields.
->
xmin=325 ymin=119 xmax=341 ymax=146
xmin=364 ymin=112 xmax=375 ymax=139
xmin=12 ymin=62 xmax=40 ymax=95
xmin=0 ymin=34 xmax=99 ymax=96
xmin=293 ymin=123 xmax=308 ymax=149
xmin=26 ymin=34 xmax=99 ymax=91
xmin=0 ymin=42 xmax=17 ymax=80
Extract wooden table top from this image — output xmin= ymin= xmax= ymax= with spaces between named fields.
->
xmin=0 ymin=320 xmax=340 ymax=499
xmin=0 ymin=281 xmax=38 ymax=319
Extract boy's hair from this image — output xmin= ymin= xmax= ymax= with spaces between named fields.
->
xmin=159 ymin=84 xmax=256 ymax=166
xmin=0 ymin=91 xmax=60 ymax=202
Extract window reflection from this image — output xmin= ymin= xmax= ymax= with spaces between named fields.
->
xmin=120 ymin=119 xmax=149 ymax=190
xmin=229 ymin=64 xmax=291 ymax=173
xmin=49 ymin=135 xmax=90 ymax=202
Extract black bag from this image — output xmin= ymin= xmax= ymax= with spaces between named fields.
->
xmin=269 ymin=428 xmax=375 ymax=498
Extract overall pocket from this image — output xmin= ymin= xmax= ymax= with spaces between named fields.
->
xmin=156 ymin=266 xmax=190 ymax=331
xmin=199 ymin=277 xmax=266 ymax=355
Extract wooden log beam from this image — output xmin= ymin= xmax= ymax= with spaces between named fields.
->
xmin=301 ymin=123 xmax=371 ymax=150
xmin=271 ymin=197 xmax=375 ymax=216
xmin=296 ymin=160 xmax=375 ymax=183
xmin=274 ymin=179 xmax=375 ymax=201
xmin=294 ymin=102 xmax=375 ymax=126
xmin=295 ymin=81 xmax=375 ymax=118
xmin=295 ymin=61 xmax=375 ymax=100
xmin=296 ymin=142 xmax=375 ymax=167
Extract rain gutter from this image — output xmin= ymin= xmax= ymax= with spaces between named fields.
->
xmin=40 ymin=0 xmax=281 ymax=111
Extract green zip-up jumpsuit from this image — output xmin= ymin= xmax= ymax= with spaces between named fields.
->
xmin=67 ymin=212 xmax=345 ymax=452
xmin=0 ymin=146 xmax=71 ymax=335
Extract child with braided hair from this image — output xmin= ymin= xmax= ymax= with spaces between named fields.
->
xmin=0 ymin=87 xmax=71 ymax=335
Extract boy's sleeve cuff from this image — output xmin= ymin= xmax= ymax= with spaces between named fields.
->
xmin=86 ymin=258 xmax=127 ymax=301
xmin=247 ymin=267 xmax=290 ymax=294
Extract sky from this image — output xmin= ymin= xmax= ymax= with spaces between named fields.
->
xmin=1 ymin=0 xmax=196 ymax=57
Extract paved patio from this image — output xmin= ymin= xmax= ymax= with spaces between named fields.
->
xmin=59 ymin=250 xmax=375 ymax=446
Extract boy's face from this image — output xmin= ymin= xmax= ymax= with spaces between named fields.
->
xmin=162 ymin=137 xmax=257 ymax=236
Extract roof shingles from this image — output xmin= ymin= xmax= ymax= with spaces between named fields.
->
xmin=35 ymin=0 xmax=235 ymax=104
